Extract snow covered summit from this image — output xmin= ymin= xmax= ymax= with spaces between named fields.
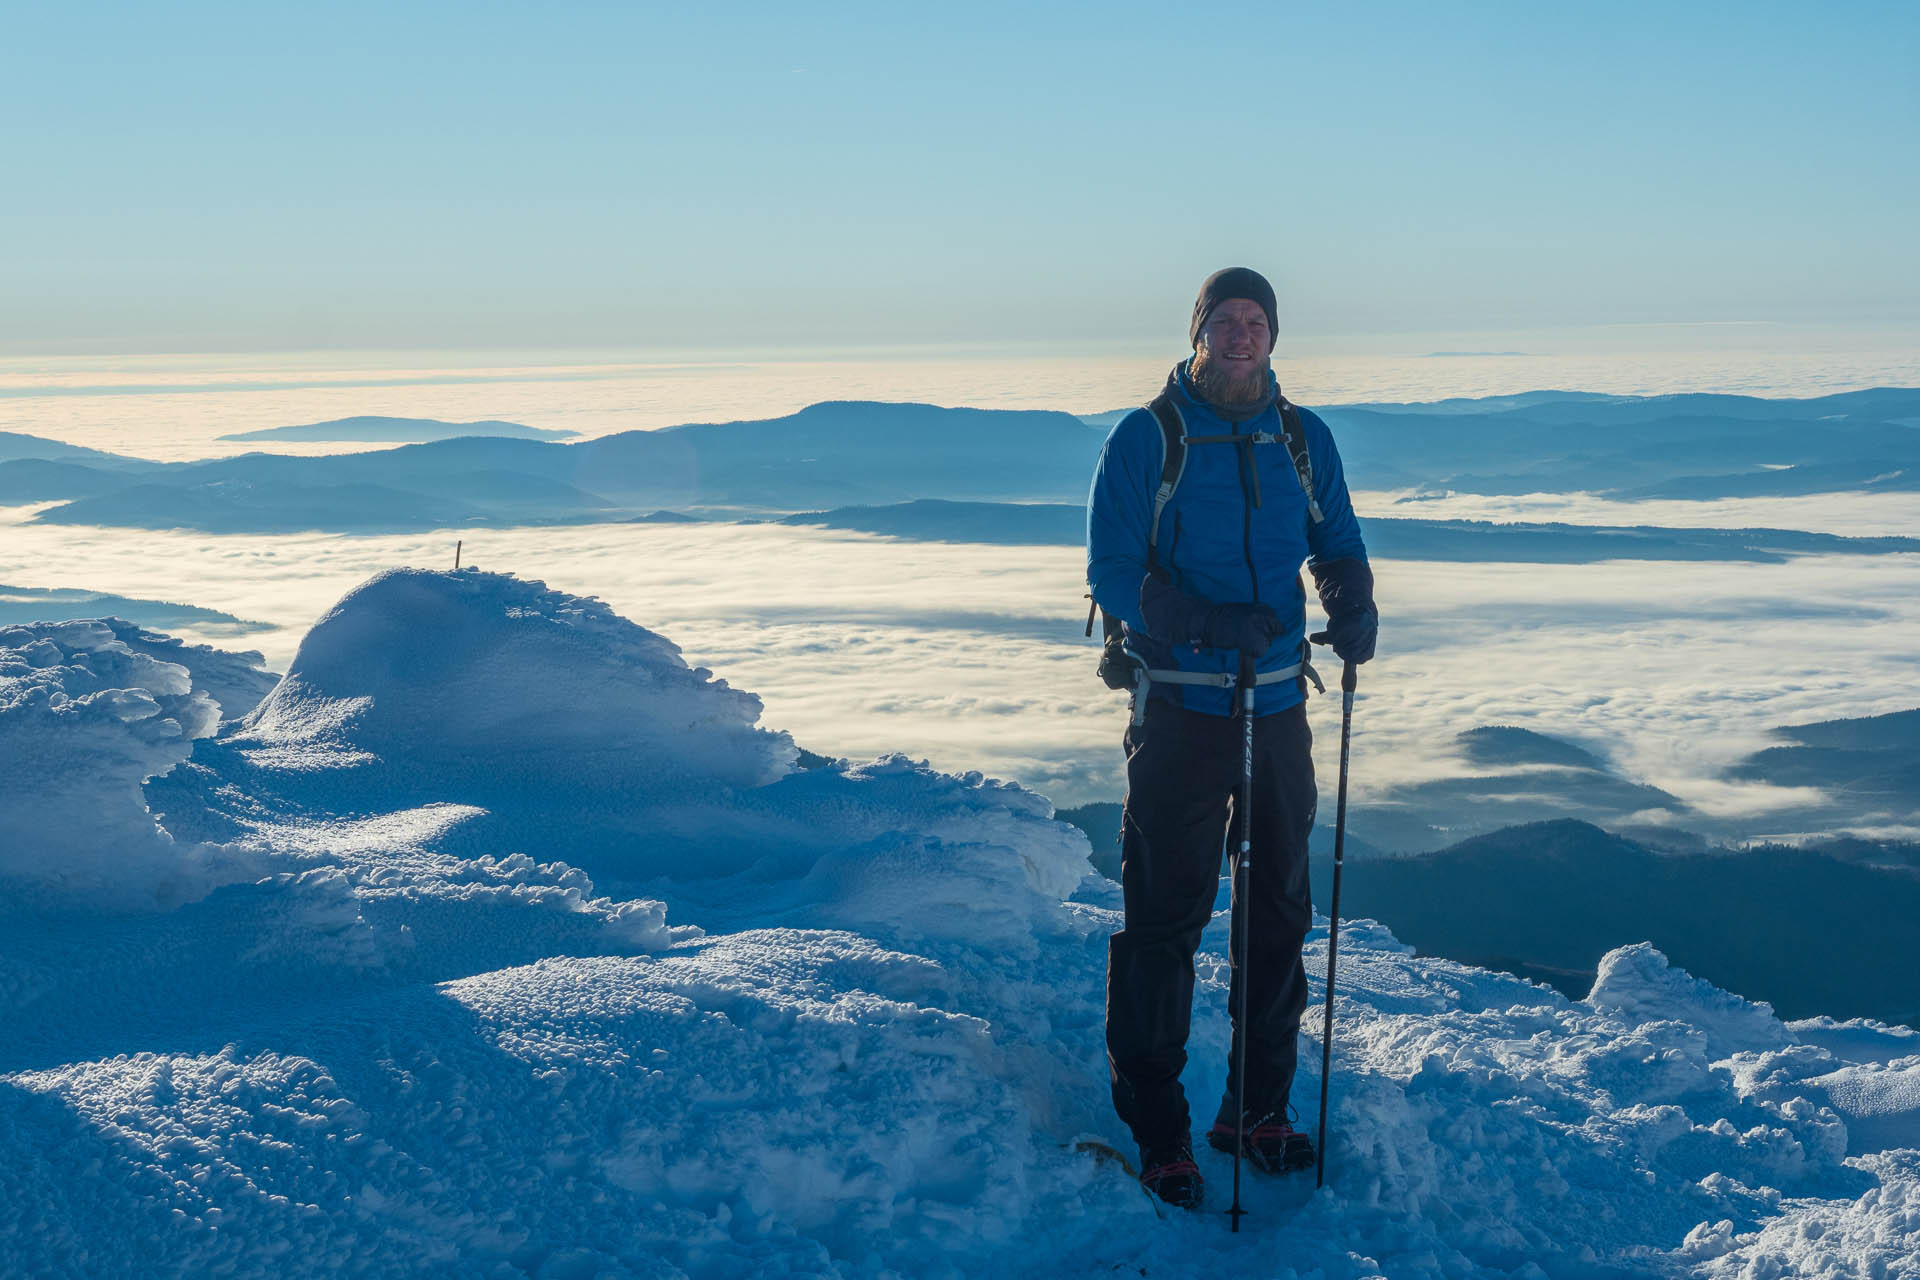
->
xmin=243 ymin=567 xmax=794 ymax=795
xmin=2 ymin=570 xmax=1917 ymax=1278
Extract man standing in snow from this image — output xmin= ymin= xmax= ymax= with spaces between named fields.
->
xmin=1085 ymin=267 xmax=1376 ymax=1209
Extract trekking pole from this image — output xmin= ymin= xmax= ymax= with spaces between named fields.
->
xmin=1227 ymin=651 xmax=1256 ymax=1233
xmin=1316 ymin=658 xmax=1357 ymax=1189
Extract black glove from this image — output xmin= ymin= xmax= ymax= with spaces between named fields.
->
xmin=1201 ymin=601 xmax=1287 ymax=655
xmin=1310 ymin=609 xmax=1377 ymax=664
xmin=1309 ymin=557 xmax=1378 ymax=664
xmin=1139 ymin=573 xmax=1211 ymax=646
xmin=1140 ymin=574 xmax=1285 ymax=653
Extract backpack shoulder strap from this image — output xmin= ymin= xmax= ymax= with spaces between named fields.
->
xmin=1145 ymin=392 xmax=1187 ymax=554
xmin=1276 ymin=397 xmax=1323 ymax=524
xmin=1082 ymin=395 xmax=1186 ymax=640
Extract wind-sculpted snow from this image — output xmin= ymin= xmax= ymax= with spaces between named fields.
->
xmin=1588 ymin=943 xmax=1795 ymax=1061
xmin=3 ymin=570 xmax=1918 ymax=1278
xmin=0 ymin=617 xmax=273 ymax=907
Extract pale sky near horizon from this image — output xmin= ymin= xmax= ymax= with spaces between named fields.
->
xmin=6 ymin=1 xmax=1916 ymax=354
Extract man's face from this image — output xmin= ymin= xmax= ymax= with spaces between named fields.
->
xmin=1197 ymin=297 xmax=1272 ymax=366
xmin=1191 ymin=297 xmax=1273 ymax=410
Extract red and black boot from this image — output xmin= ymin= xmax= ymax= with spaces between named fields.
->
xmin=1207 ymin=1111 xmax=1316 ymax=1174
xmin=1138 ymin=1137 xmax=1205 ymax=1209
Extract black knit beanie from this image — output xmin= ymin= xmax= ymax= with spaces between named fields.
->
xmin=1190 ymin=267 xmax=1278 ymax=351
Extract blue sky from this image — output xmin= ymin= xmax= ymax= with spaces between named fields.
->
xmin=6 ymin=1 xmax=1916 ymax=353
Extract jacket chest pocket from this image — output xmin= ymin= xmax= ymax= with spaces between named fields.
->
xmin=1250 ymin=451 xmax=1312 ymax=564
xmin=1165 ymin=459 xmax=1249 ymax=581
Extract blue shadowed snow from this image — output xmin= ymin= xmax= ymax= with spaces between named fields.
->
xmin=2 ymin=569 xmax=1917 ymax=1278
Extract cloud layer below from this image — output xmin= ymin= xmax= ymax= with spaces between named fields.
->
xmin=4 ymin=505 xmax=1914 ymax=830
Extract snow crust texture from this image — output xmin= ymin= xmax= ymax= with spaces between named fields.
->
xmin=3 ymin=570 xmax=1917 ymax=1279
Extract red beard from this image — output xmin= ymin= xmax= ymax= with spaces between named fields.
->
xmin=1190 ymin=347 xmax=1273 ymax=416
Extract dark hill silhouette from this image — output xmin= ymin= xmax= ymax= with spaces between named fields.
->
xmin=1772 ymin=707 xmax=1920 ymax=752
xmin=0 ymin=432 xmax=156 ymax=470
xmin=1457 ymin=726 xmax=1608 ymax=771
xmin=0 ymin=586 xmax=264 ymax=633
xmin=1340 ymin=819 xmax=1920 ymax=1024
xmin=1730 ymin=708 xmax=1920 ymax=807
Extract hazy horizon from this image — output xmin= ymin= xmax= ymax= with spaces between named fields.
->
xmin=7 ymin=336 xmax=1918 ymax=464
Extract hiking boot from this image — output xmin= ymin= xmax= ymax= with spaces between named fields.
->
xmin=1206 ymin=1113 xmax=1316 ymax=1174
xmin=1137 ymin=1138 xmax=1204 ymax=1209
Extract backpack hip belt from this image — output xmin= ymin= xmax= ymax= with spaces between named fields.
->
xmin=1120 ymin=647 xmax=1325 ymax=726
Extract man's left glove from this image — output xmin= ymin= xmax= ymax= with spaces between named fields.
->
xmin=1308 ymin=557 xmax=1379 ymax=665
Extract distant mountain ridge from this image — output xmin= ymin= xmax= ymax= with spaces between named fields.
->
xmin=0 ymin=585 xmax=267 ymax=633
xmin=0 ymin=431 xmax=156 ymax=470
xmin=21 ymin=401 xmax=1105 ymax=532
xmin=218 ymin=415 xmax=578 ymax=442
xmin=9 ymin=388 xmax=1918 ymax=532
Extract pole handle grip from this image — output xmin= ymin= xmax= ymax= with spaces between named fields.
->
xmin=1341 ymin=659 xmax=1358 ymax=694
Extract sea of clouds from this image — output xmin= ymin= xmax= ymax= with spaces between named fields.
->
xmin=3 ymin=507 xmax=1916 ymax=831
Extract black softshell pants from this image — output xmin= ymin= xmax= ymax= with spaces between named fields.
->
xmin=1106 ymin=695 xmax=1315 ymax=1154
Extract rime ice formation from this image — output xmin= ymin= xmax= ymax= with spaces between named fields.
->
xmin=0 ymin=617 xmax=273 ymax=907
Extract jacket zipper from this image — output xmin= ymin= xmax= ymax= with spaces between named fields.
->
xmin=1238 ymin=425 xmax=1261 ymax=604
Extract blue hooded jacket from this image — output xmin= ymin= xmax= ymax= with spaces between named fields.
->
xmin=1086 ymin=361 xmax=1368 ymax=717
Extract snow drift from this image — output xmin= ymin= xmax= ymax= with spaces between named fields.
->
xmin=3 ymin=569 xmax=1918 ymax=1279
